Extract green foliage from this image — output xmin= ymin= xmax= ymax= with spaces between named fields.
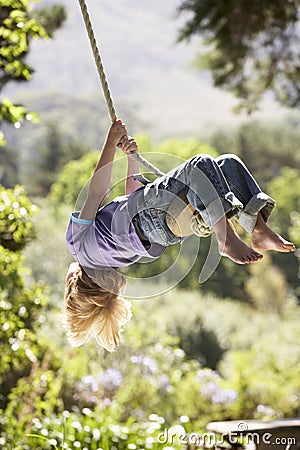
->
xmin=0 ymin=242 xmax=49 ymax=391
xmin=0 ymin=184 xmax=38 ymax=250
xmin=1 ymin=407 xmax=182 ymax=449
xmin=220 ymin=313 xmax=300 ymax=419
xmin=0 ymin=98 xmax=38 ymax=124
xmin=31 ymin=4 xmax=66 ymax=38
xmin=2 ymin=111 xmax=300 ymax=450
xmin=210 ymin=119 xmax=300 ymax=185
xmin=289 ymin=211 xmax=300 ymax=248
xmin=1 ymin=186 xmax=300 ymax=447
xmin=245 ymin=254 xmax=289 ymax=314
xmin=268 ymin=166 xmax=300 ymax=238
xmin=172 ymin=316 xmax=226 ymax=369
xmin=0 ymin=0 xmax=66 ymax=144
xmin=266 ymin=167 xmax=300 ymax=289
xmin=154 ymin=137 xmax=219 ymax=167
xmin=178 ymin=0 xmax=299 ymax=112
xmin=0 ymin=184 xmax=55 ymax=439
xmin=0 ymin=0 xmax=48 ymax=83
xmin=2 ymin=285 xmax=300 ymax=449
xmin=3 ymin=357 xmax=63 ymax=431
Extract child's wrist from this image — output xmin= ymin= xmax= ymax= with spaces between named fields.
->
xmin=127 ymin=151 xmax=138 ymax=157
xmin=106 ymin=135 xmax=120 ymax=148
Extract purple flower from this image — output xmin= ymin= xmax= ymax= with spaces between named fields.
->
xmin=130 ymin=355 xmax=157 ymax=374
xmin=200 ymin=381 xmax=219 ymax=397
xmin=81 ymin=375 xmax=99 ymax=392
xmin=158 ymin=374 xmax=172 ymax=392
xmin=196 ymin=369 xmax=220 ymax=382
xmin=97 ymin=369 xmax=123 ymax=390
xmin=200 ymin=381 xmax=237 ymax=405
xmin=142 ymin=356 xmax=157 ymax=374
xmin=212 ymin=388 xmax=238 ymax=404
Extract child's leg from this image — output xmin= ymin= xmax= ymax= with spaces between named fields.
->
xmin=182 ymin=154 xmax=244 ymax=228
xmin=216 ymin=154 xmax=295 ymax=253
xmin=130 ymin=154 xmax=244 ymax=244
xmin=215 ymin=153 xmax=275 ymax=233
xmin=130 ymin=154 xmax=294 ymax=262
xmin=173 ymin=154 xmax=263 ymax=263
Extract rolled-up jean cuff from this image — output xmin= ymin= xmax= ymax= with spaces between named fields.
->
xmin=200 ymin=192 xmax=243 ymax=229
xmin=239 ymin=193 xmax=276 ymax=234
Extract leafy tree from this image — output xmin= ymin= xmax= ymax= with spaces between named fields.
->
xmin=178 ymin=0 xmax=300 ymax=112
xmin=0 ymin=0 xmax=66 ymax=144
xmin=31 ymin=3 xmax=66 ymax=38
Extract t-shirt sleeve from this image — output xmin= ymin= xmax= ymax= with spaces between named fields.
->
xmin=66 ymin=212 xmax=94 ymax=260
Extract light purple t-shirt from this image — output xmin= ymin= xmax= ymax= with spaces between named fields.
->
xmin=66 ymin=195 xmax=165 ymax=269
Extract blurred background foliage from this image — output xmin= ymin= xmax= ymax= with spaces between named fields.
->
xmin=178 ymin=0 xmax=300 ymax=113
xmin=1 ymin=0 xmax=300 ymax=449
xmin=1 ymin=120 xmax=299 ymax=449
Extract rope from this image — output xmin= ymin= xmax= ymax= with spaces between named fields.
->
xmin=77 ymin=0 xmax=164 ymax=177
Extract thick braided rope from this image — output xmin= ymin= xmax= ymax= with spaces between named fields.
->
xmin=77 ymin=0 xmax=164 ymax=177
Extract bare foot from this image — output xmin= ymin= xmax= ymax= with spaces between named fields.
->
xmin=214 ymin=217 xmax=263 ymax=265
xmin=252 ymin=213 xmax=296 ymax=253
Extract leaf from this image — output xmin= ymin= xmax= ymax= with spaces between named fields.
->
xmin=26 ymin=434 xmax=60 ymax=450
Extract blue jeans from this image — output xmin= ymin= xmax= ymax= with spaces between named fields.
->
xmin=128 ymin=154 xmax=275 ymax=247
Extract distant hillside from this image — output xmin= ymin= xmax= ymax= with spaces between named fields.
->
xmin=2 ymin=91 xmax=144 ymax=159
xmin=6 ymin=0 xmax=290 ymax=139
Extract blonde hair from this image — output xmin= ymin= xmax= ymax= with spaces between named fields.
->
xmin=64 ymin=265 xmax=131 ymax=352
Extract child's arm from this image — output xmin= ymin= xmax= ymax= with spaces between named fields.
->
xmin=79 ymin=119 xmax=127 ymax=221
xmin=118 ymin=135 xmax=141 ymax=195
xmin=126 ymin=154 xmax=141 ymax=195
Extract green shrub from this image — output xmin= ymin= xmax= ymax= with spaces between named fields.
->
xmin=0 ymin=185 xmax=38 ymax=250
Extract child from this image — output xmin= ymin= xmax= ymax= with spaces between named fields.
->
xmin=64 ymin=119 xmax=295 ymax=352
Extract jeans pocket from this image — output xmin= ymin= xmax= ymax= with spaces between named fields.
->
xmin=149 ymin=208 xmax=181 ymax=245
xmin=149 ymin=208 xmax=168 ymax=240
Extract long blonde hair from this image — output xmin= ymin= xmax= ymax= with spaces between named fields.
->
xmin=64 ymin=265 xmax=131 ymax=352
